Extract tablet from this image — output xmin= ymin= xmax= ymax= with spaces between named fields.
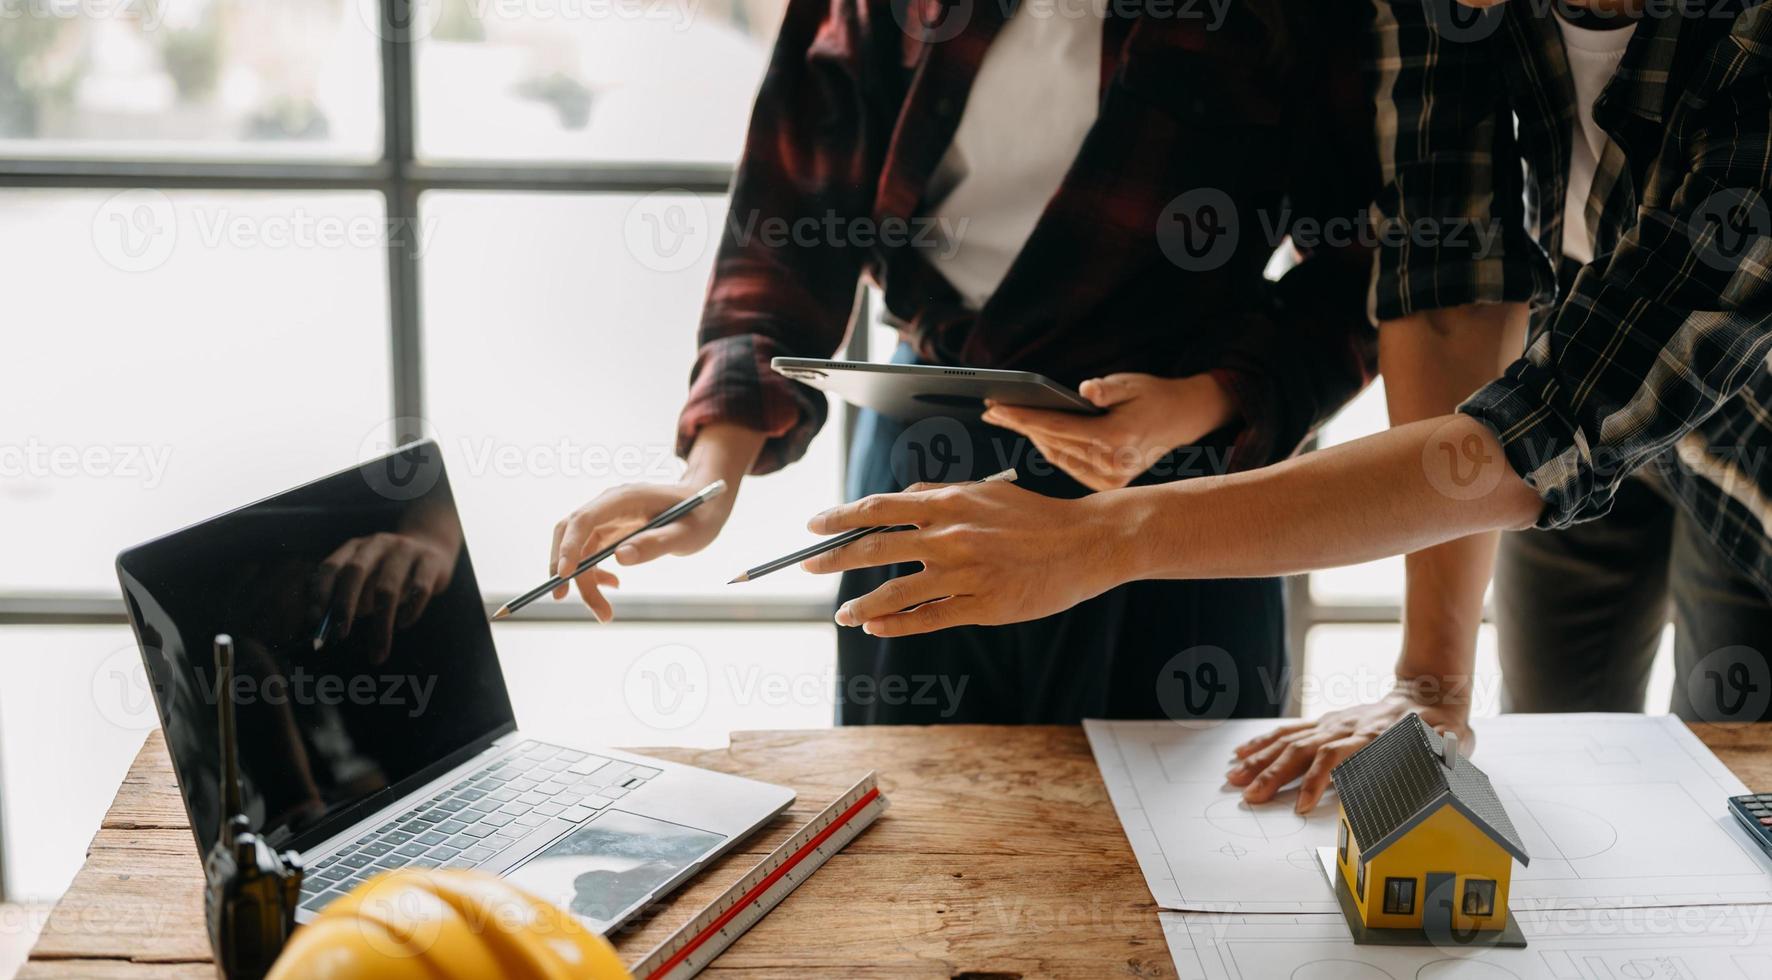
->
xmin=772 ymin=357 xmax=1104 ymax=422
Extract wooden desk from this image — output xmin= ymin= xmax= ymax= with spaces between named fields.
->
xmin=23 ymin=723 xmax=1772 ymax=978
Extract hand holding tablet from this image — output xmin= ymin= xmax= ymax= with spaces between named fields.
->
xmin=771 ymin=357 xmax=1103 ymax=421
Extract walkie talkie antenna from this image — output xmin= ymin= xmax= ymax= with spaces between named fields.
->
xmin=204 ymin=631 xmax=304 ymax=977
xmin=215 ymin=634 xmax=241 ymax=837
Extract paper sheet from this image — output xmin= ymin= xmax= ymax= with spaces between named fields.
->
xmin=1162 ymin=905 xmax=1772 ymax=980
xmin=1085 ymin=714 xmax=1772 ymax=913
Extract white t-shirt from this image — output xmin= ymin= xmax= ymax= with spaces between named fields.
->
xmin=1555 ymin=12 xmax=1637 ymax=265
xmin=926 ymin=0 xmax=1106 ymax=310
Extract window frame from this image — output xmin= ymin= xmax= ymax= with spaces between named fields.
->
xmin=0 ymin=3 xmax=1375 ymax=647
xmin=1462 ymin=878 xmax=1497 ymax=917
xmin=1382 ymin=876 xmax=1415 ymax=915
xmin=0 ymin=0 xmax=1396 ymax=896
xmin=1337 ymin=819 xmax=1349 ymax=864
xmin=0 ymin=2 xmax=824 ymax=627
xmin=1355 ymin=859 xmax=1366 ymax=897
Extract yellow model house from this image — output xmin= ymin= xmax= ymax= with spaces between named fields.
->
xmin=1328 ymin=714 xmax=1529 ymax=948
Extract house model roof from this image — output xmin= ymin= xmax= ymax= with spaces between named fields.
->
xmin=1330 ymin=713 xmax=1530 ymax=866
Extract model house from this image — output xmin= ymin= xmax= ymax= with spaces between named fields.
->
xmin=1329 ymin=714 xmax=1530 ymax=946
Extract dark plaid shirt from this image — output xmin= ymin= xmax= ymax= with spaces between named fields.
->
xmin=1370 ymin=0 xmax=1772 ymax=598
xmin=679 ymin=0 xmax=1380 ymax=476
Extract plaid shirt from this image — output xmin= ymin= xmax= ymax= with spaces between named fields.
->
xmin=679 ymin=0 xmax=1379 ymax=475
xmin=1369 ymin=0 xmax=1772 ymax=598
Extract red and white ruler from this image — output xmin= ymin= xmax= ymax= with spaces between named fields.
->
xmin=630 ymin=772 xmax=888 ymax=980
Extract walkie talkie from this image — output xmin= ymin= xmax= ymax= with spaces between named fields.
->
xmin=204 ymin=634 xmax=303 ymax=980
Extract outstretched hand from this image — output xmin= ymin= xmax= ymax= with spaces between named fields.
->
xmin=1225 ymin=689 xmax=1474 ymax=813
xmin=800 ymin=479 xmax=1132 ymax=636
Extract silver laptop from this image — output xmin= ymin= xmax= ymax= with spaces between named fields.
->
xmin=116 ymin=440 xmax=794 ymax=932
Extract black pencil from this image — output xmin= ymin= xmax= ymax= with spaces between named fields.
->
xmin=728 ymin=468 xmax=1017 ymax=584
xmin=493 ymin=480 xmax=727 ymax=620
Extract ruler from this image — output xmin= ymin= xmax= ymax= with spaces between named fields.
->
xmin=630 ymin=772 xmax=889 ymax=980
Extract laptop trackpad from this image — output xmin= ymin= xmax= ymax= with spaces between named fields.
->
xmin=503 ymin=810 xmax=726 ymax=932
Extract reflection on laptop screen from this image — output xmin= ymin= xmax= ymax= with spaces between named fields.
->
xmin=117 ymin=442 xmax=516 ymax=855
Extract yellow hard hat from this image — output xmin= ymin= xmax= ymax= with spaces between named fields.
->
xmin=267 ymin=869 xmax=633 ymax=980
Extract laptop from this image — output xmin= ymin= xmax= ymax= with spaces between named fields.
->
xmin=115 ymin=440 xmax=794 ymax=932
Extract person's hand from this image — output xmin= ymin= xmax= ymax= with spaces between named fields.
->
xmin=549 ymin=480 xmax=735 ymax=621
xmin=1225 ymin=687 xmax=1475 ymax=813
xmin=310 ymin=532 xmax=458 ymax=664
xmin=800 ymin=479 xmax=1132 ymax=636
xmin=980 ymin=373 xmax=1237 ymax=491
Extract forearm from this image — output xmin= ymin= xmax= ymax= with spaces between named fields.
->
xmin=1111 ymin=414 xmax=1543 ymax=582
xmin=1381 ymin=304 xmax=1527 ymax=681
xmin=684 ymin=423 xmax=768 ymax=487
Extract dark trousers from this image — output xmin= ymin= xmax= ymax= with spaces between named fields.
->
xmin=834 ymin=404 xmax=1287 ymax=725
xmin=1496 ymin=469 xmax=1772 ymax=723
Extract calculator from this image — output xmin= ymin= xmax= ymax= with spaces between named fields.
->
xmin=1728 ymin=793 xmax=1772 ymax=858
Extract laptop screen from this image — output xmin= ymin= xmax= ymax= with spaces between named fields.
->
xmin=117 ymin=441 xmax=517 ymax=855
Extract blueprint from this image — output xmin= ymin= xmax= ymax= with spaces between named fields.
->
xmin=1162 ymin=905 xmax=1772 ymax=980
xmin=1084 ymin=714 xmax=1772 ymax=913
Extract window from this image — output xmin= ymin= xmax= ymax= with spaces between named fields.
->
xmin=1462 ymin=878 xmax=1497 ymax=917
xmin=419 ymin=191 xmax=842 ymax=602
xmin=1338 ymin=819 xmax=1349 ymax=864
xmin=2 ymin=189 xmax=392 ymax=591
xmin=1356 ymin=860 xmax=1366 ymax=897
xmin=1382 ymin=877 xmax=1416 ymax=915
xmin=415 ymin=0 xmax=784 ymax=163
xmin=0 ymin=1 xmax=381 ymax=160
xmin=0 ymin=0 xmax=819 ymax=906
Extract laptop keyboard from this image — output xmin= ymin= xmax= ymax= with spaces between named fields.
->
xmin=297 ymin=740 xmax=661 ymax=912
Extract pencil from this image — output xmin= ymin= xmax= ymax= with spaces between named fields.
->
xmin=493 ymin=480 xmax=727 ymax=621
xmin=728 ymin=468 xmax=1018 ymax=584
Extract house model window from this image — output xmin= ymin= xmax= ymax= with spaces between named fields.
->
xmin=1338 ymin=820 xmax=1349 ymax=863
xmin=1382 ymin=877 xmax=1415 ymax=915
xmin=1463 ymin=879 xmax=1497 ymax=917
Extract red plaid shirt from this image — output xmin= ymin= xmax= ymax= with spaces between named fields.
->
xmin=679 ymin=0 xmax=1380 ymax=475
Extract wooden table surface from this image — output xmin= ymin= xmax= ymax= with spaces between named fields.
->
xmin=22 ymin=722 xmax=1772 ymax=979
